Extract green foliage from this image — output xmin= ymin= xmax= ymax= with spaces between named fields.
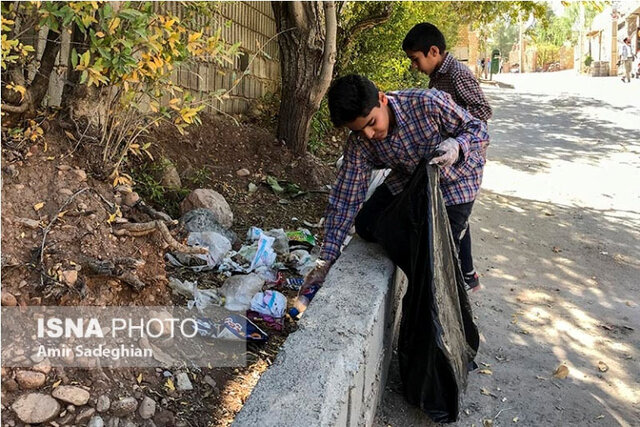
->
xmin=186 ymin=167 xmax=212 ymax=187
xmin=584 ymin=54 xmax=593 ymax=67
xmin=309 ymin=99 xmax=332 ymax=154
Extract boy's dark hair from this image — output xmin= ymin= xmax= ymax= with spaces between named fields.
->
xmin=327 ymin=74 xmax=380 ymax=127
xmin=402 ymin=22 xmax=446 ymax=55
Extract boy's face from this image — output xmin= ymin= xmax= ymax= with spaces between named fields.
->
xmin=345 ymin=92 xmax=391 ymax=141
xmin=406 ymin=46 xmax=442 ymax=76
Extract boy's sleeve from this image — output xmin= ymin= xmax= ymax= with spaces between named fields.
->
xmin=426 ymin=90 xmax=488 ymax=161
xmin=320 ymin=136 xmax=373 ymax=263
xmin=453 ymin=69 xmax=493 ymax=121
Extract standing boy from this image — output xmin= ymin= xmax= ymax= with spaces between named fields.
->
xmin=302 ymin=74 xmax=489 ymax=291
xmin=402 ymin=22 xmax=492 ymax=291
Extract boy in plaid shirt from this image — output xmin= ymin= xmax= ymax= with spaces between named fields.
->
xmin=301 ymin=74 xmax=489 ymax=292
xmin=403 ymin=22 xmax=492 ymax=290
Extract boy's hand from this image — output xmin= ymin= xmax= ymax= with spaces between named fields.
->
xmin=429 ymin=138 xmax=460 ymax=167
xmin=299 ymin=259 xmax=331 ymax=296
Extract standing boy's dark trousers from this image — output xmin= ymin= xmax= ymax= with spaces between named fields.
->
xmin=355 ymin=183 xmax=474 ymax=260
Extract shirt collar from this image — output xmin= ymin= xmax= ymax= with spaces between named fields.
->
xmin=433 ymin=52 xmax=453 ymax=76
xmin=385 ymin=94 xmax=407 ymax=137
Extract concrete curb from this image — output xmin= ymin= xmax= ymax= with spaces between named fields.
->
xmin=233 ymin=238 xmax=407 ymax=427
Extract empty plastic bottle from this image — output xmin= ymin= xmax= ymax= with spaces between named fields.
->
xmin=288 ymin=284 xmax=320 ymax=319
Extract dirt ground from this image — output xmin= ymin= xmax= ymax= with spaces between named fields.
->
xmin=1 ymin=114 xmax=337 ymax=426
xmin=375 ymin=73 xmax=640 ymax=427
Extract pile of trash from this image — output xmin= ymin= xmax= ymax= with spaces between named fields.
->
xmin=165 ymin=209 xmax=320 ymax=344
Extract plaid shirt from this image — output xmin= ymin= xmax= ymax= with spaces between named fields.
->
xmin=320 ymin=89 xmax=489 ymax=262
xmin=429 ymin=53 xmax=492 ymax=122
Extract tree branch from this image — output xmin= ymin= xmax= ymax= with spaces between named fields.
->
xmin=340 ymin=5 xmax=393 ymax=52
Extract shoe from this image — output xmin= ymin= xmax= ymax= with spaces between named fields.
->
xmin=464 ymin=271 xmax=481 ymax=292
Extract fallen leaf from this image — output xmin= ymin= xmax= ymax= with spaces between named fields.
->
xmin=478 ymin=369 xmax=493 ymax=375
xmin=64 ymin=130 xmax=77 ymax=141
xmin=52 ymin=379 xmax=62 ymax=388
xmin=553 ymin=364 xmax=569 ymax=379
xmin=57 ymin=210 xmax=68 ymax=218
xmin=597 ymin=361 xmax=608 ymax=372
xmin=137 ymin=373 xmax=143 ymax=384
xmin=594 ymin=415 xmax=604 ymax=420
xmin=165 ymin=378 xmax=175 ymax=391
xmin=33 ymin=202 xmax=45 ymax=211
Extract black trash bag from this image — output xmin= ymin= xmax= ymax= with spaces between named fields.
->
xmin=372 ymin=159 xmax=479 ymax=423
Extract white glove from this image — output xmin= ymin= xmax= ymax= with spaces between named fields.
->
xmin=429 ymin=138 xmax=460 ymax=167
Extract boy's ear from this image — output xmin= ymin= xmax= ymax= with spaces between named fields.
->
xmin=378 ymin=91 xmax=388 ymax=105
xmin=429 ymin=45 xmax=441 ymax=57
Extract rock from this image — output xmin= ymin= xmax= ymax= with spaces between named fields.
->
xmin=138 ymin=396 xmax=156 ymax=419
xmin=2 ymin=292 xmax=18 ymax=306
xmin=203 ymin=375 xmax=217 ymax=389
xmin=180 ymin=208 xmax=236 ymax=242
xmin=67 ymin=404 xmax=76 ymax=413
xmin=15 ymin=370 xmax=46 ymax=389
xmin=96 ymin=394 xmax=111 ymax=413
xmin=161 ymin=164 xmax=182 ymax=189
xmin=175 ymin=372 xmax=193 ymax=391
xmin=248 ymin=182 xmax=258 ymax=193
xmin=12 ymin=393 xmax=61 ymax=424
xmin=122 ymin=422 xmax=137 ymax=427
xmin=106 ymin=417 xmax=120 ymax=427
xmin=57 ymin=165 xmax=72 ymax=172
xmin=73 ymin=168 xmax=87 ymax=181
xmin=32 ymin=358 xmax=52 ymax=374
xmin=88 ymin=415 xmax=105 ymax=427
xmin=58 ymin=412 xmax=75 ymax=425
xmin=4 ymin=378 xmax=19 ymax=392
xmin=110 ymin=397 xmax=138 ymax=416
xmin=59 ymin=188 xmax=74 ymax=197
xmin=52 ymin=385 xmax=90 ymax=406
xmin=15 ymin=217 xmax=40 ymax=229
xmin=75 ymin=407 xmax=96 ymax=424
xmin=153 ymin=409 xmax=175 ymax=427
xmin=123 ymin=191 xmax=140 ymax=207
xmin=61 ymin=270 xmax=78 ymax=286
xmin=30 ymin=352 xmax=45 ymax=363
xmin=236 ymin=168 xmax=250 ymax=177
xmin=179 ymin=189 xmax=233 ymax=228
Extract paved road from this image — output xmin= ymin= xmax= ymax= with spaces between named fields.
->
xmin=374 ymin=71 xmax=640 ymax=427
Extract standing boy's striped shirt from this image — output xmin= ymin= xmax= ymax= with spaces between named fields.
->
xmin=429 ymin=52 xmax=492 ymax=122
xmin=320 ymin=88 xmax=489 ymax=263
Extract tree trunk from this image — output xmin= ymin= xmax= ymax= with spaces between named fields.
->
xmin=272 ymin=1 xmax=336 ymax=156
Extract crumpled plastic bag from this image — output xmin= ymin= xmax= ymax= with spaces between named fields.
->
xmin=220 ymin=273 xmax=265 ymax=312
xmin=168 ymin=277 xmax=224 ymax=311
xmin=247 ymin=227 xmax=289 ymax=255
xmin=166 ymin=231 xmax=231 ymax=272
xmin=250 ymin=290 xmax=287 ymax=318
xmin=287 ymin=249 xmax=317 ymax=276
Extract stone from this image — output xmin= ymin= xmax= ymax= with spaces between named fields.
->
xmin=59 ymin=188 xmax=74 ymax=197
xmin=179 ymin=189 xmax=233 ymax=228
xmin=203 ymin=375 xmax=217 ymax=389
xmin=106 ymin=417 xmax=120 ymax=427
xmin=175 ymin=372 xmax=193 ymax=391
xmin=75 ymin=407 xmax=96 ymax=424
xmin=58 ymin=412 xmax=75 ymax=425
xmin=138 ymin=396 xmax=156 ymax=419
xmin=3 ymin=379 xmax=19 ymax=392
xmin=179 ymin=208 xmax=236 ymax=242
xmin=161 ymin=164 xmax=182 ymax=189
xmin=88 ymin=415 xmax=105 ymax=427
xmin=15 ymin=217 xmax=40 ymax=229
xmin=2 ymin=292 xmax=18 ymax=306
xmin=110 ymin=397 xmax=138 ymax=416
xmin=73 ymin=169 xmax=87 ymax=181
xmin=236 ymin=168 xmax=250 ymax=177
xmin=96 ymin=394 xmax=111 ymax=412
xmin=248 ymin=183 xmax=258 ymax=193
xmin=153 ymin=409 xmax=175 ymax=427
xmin=52 ymin=385 xmax=91 ymax=406
xmin=32 ymin=358 xmax=52 ymax=374
xmin=15 ymin=370 xmax=46 ymax=389
xmin=12 ymin=393 xmax=61 ymax=424
xmin=57 ymin=165 xmax=72 ymax=172
xmin=61 ymin=270 xmax=78 ymax=286
xmin=123 ymin=191 xmax=140 ymax=207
